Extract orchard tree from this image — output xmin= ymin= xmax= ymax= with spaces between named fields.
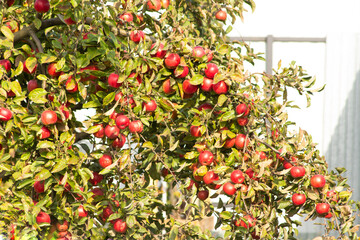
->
xmin=0 ymin=0 xmax=359 ymax=239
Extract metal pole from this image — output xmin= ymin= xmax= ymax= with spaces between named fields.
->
xmin=266 ymin=35 xmax=274 ymax=75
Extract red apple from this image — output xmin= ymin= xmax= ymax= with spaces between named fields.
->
xmin=203 ymin=171 xmax=219 ymax=185
xmin=183 ymin=79 xmax=198 ymax=94
xmin=7 ymin=0 xmax=14 ymax=7
xmin=230 ymin=170 xmax=244 ymax=184
xmin=204 ymin=63 xmax=218 ymax=79
xmin=93 ymin=124 xmax=105 ymax=138
xmin=212 ymin=81 xmax=228 ymax=94
xmin=64 ymin=17 xmax=76 ymax=25
xmin=80 ymin=65 xmax=98 ymax=81
xmin=99 ymin=154 xmax=112 ymax=168
xmin=190 ymin=125 xmax=202 ymax=137
xmin=102 ymin=206 xmax=114 ymax=220
xmin=56 ymin=220 xmax=69 ymax=232
xmin=283 ymin=161 xmax=293 ymax=169
xmin=129 ymin=120 xmax=143 ymax=133
xmin=192 ymin=46 xmax=205 ymax=59
xmin=39 ymin=126 xmax=51 ymax=139
xmin=215 ymin=10 xmax=227 ymax=21
xmin=235 ymin=134 xmax=249 ymax=149
xmin=223 ymin=182 xmax=236 ymax=196
xmin=113 ymin=219 xmax=127 ymax=233
xmin=326 ymin=190 xmax=338 ymax=202
xmin=127 ymin=72 xmax=142 ymax=85
xmin=0 ymin=59 xmax=11 ymax=72
xmin=77 ymin=205 xmax=88 ymax=218
xmin=205 ymin=49 xmax=213 ymax=62
xmin=105 ymin=125 xmax=120 ymax=139
xmin=0 ymin=107 xmax=12 ymax=121
xmin=237 ymin=117 xmax=248 ymax=126
xmin=174 ymin=66 xmax=189 ymax=78
xmin=316 ymin=203 xmax=330 ymax=215
xmin=108 ymin=73 xmax=121 ymax=88
xmin=27 ymin=80 xmax=39 ymax=92
xmin=224 ymin=138 xmax=236 ymax=148
xmin=34 ymin=181 xmax=45 ymax=193
xmin=34 ymin=0 xmax=50 ymax=13
xmin=150 ymin=43 xmax=167 ymax=58
xmin=292 ymin=193 xmax=306 ymax=206
xmin=89 ymin=172 xmax=103 ymax=185
xmin=36 ymin=212 xmax=51 ymax=224
xmin=164 ymin=53 xmax=180 ymax=69
xmin=310 ymin=175 xmax=326 ymax=188
xmin=198 ymin=103 xmax=213 ymax=111
xmin=112 ymin=134 xmax=126 ymax=148
xmin=147 ymin=0 xmax=161 ymax=11
xmin=114 ymin=115 xmax=129 ymax=130
xmin=236 ymin=103 xmax=250 ymax=116
xmin=163 ymin=79 xmax=175 ymax=94
xmin=143 ymin=100 xmax=157 ymax=112
xmin=197 ymin=190 xmax=209 ymax=200
xmin=119 ymin=12 xmax=133 ymax=23
xmin=199 ymin=151 xmax=214 ymax=166
xmin=160 ymin=0 xmax=170 ymax=8
xmin=41 ymin=110 xmax=57 ymax=125
xmin=239 ymin=215 xmax=256 ymax=229
xmin=130 ymin=30 xmax=145 ymax=43
xmin=290 ymin=166 xmax=306 ymax=178
xmin=23 ymin=61 xmax=37 ymax=74
xmin=65 ymin=77 xmax=78 ymax=93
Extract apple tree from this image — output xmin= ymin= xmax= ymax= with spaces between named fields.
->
xmin=0 ymin=0 xmax=359 ymax=239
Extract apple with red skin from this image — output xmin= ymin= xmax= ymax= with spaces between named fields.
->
xmin=115 ymin=115 xmax=130 ymax=129
xmin=256 ymin=151 xmax=267 ymax=160
xmin=113 ymin=219 xmax=127 ymax=233
xmin=36 ymin=212 xmax=51 ymax=224
xmin=187 ymin=179 xmax=199 ymax=190
xmin=93 ymin=124 xmax=105 ymax=138
xmin=161 ymin=0 xmax=170 ymax=8
xmin=47 ymin=63 xmax=61 ymax=77
xmin=92 ymin=188 xmax=104 ymax=196
xmin=39 ymin=126 xmax=51 ymax=139
xmin=236 ymin=103 xmax=250 ymax=116
xmin=23 ymin=61 xmax=37 ymax=74
xmin=203 ymin=171 xmax=219 ymax=185
xmin=7 ymin=0 xmax=14 ymax=7
xmin=0 ymin=59 xmax=11 ymax=72
xmin=215 ymin=10 xmax=227 ymax=21
xmin=129 ymin=120 xmax=143 ymax=133
xmin=223 ymin=182 xmax=237 ymax=196
xmin=102 ymin=206 xmax=114 ymax=221
xmin=205 ymin=49 xmax=213 ymax=62
xmin=0 ymin=108 xmax=12 ymax=121
xmin=245 ymin=168 xmax=256 ymax=179
xmin=64 ymin=17 xmax=76 ymax=25
xmin=283 ymin=161 xmax=293 ymax=169
xmin=230 ymin=170 xmax=245 ymax=184
xmin=34 ymin=0 xmax=50 ymax=13
xmin=239 ymin=184 xmax=248 ymax=192
xmin=34 ymin=181 xmax=45 ymax=193
xmin=326 ymin=190 xmax=338 ymax=202
xmin=89 ymin=171 xmax=103 ymax=185
xmin=27 ymin=80 xmax=38 ymax=92
xmin=99 ymin=154 xmax=112 ymax=168
xmin=316 ymin=203 xmax=330 ymax=215
xmin=174 ymin=66 xmax=189 ymax=78
xmin=127 ymin=72 xmax=142 ymax=85
xmin=143 ymin=100 xmax=157 ymax=112
xmin=272 ymin=129 xmax=280 ymax=139
xmin=150 ymin=43 xmax=167 ymax=58
xmin=147 ymin=0 xmax=161 ymax=11
xmin=130 ymin=30 xmax=145 ymax=43
xmin=108 ymin=73 xmax=121 ymax=88
xmin=204 ymin=63 xmax=218 ymax=79
xmin=190 ymin=125 xmax=202 ymax=137
xmin=59 ymin=105 xmax=70 ymax=120
xmin=56 ymin=220 xmax=69 ymax=232
xmin=212 ymin=81 xmax=228 ymax=94
xmin=201 ymin=77 xmax=213 ymax=92
xmin=197 ymin=190 xmax=209 ymax=200
xmin=198 ymin=103 xmax=213 ymax=112
xmin=77 ymin=205 xmax=88 ymax=218
xmin=65 ymin=77 xmax=78 ymax=93
xmin=290 ymin=166 xmax=306 ymax=178
xmin=119 ymin=12 xmax=133 ymax=23
xmin=164 ymin=53 xmax=180 ymax=69
xmin=239 ymin=215 xmax=256 ymax=229
xmin=183 ymin=79 xmax=198 ymax=94
xmin=105 ymin=125 xmax=120 ymax=139
xmin=41 ymin=110 xmax=57 ymax=125
xmin=192 ymin=46 xmax=205 ymax=59
xmin=292 ymin=193 xmax=306 ymax=206
xmin=310 ymin=174 xmax=326 ymax=188
xmin=235 ymin=134 xmax=249 ymax=149
xmin=163 ymin=79 xmax=175 ymax=94
xmin=237 ymin=117 xmax=248 ymax=126
xmin=112 ymin=134 xmax=126 ymax=148
xmin=199 ymin=151 xmax=214 ymax=166
xmin=224 ymin=138 xmax=235 ymax=148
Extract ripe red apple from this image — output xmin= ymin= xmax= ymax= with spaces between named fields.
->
xmin=143 ymin=100 xmax=157 ymax=112
xmin=239 ymin=184 xmax=248 ymax=192
xmin=130 ymin=30 xmax=145 ymax=43
xmin=89 ymin=171 xmax=103 ymax=185
xmin=119 ymin=12 xmax=133 ymax=23
xmin=187 ymin=179 xmax=199 ymax=190
xmin=199 ymin=151 xmax=214 ymax=166
xmin=326 ymin=190 xmax=338 ymax=202
xmin=215 ymin=10 xmax=227 ymax=21
xmin=56 ymin=220 xmax=69 ymax=232
xmin=205 ymin=49 xmax=213 ymax=62
xmin=102 ymin=205 xmax=114 ymax=220
xmin=160 ymin=0 xmax=170 ymax=8
xmin=212 ymin=81 xmax=228 ymax=94
xmin=41 ymin=110 xmax=57 ymax=125
xmin=65 ymin=77 xmax=78 ymax=93
xmin=115 ymin=115 xmax=130 ymax=129
xmin=93 ymin=124 xmax=105 ymax=138
xmin=283 ymin=161 xmax=293 ymax=169
xmin=237 ymin=117 xmax=248 ymax=126
xmin=91 ymin=188 xmax=104 ymax=196
xmin=163 ymin=79 xmax=175 ymax=94
xmin=34 ymin=0 xmax=50 ymax=13
xmin=190 ymin=125 xmax=202 ymax=137
xmin=7 ymin=0 xmax=14 ymax=7
xmin=27 ymin=80 xmax=39 ymax=92
xmin=239 ymin=215 xmax=256 ymax=229
xmin=183 ymin=79 xmax=198 ymax=94
xmin=230 ymin=170 xmax=244 ymax=184
xmin=105 ymin=125 xmax=120 ymax=139
xmin=0 ymin=59 xmax=11 ymax=72
xmin=272 ymin=129 xmax=280 ymax=139
xmin=198 ymin=103 xmax=213 ymax=112
xmin=64 ymin=17 xmax=76 ymax=25
xmin=0 ymin=107 xmax=12 ymax=121
xmin=204 ymin=63 xmax=218 ymax=79
xmin=34 ymin=181 xmax=45 ymax=193
xmin=290 ymin=166 xmax=306 ymax=178
xmin=235 ymin=134 xmax=249 ymax=149
xmin=36 ymin=212 xmax=51 ymax=224
xmin=164 ymin=53 xmax=180 ymax=69
xmin=174 ymin=66 xmax=189 ymax=78
xmin=201 ymin=77 xmax=213 ymax=92
xmin=108 ymin=73 xmax=121 ymax=88
xmin=129 ymin=120 xmax=143 ymax=133
xmin=39 ymin=126 xmax=51 ymax=139
xmin=150 ymin=43 xmax=167 ymax=58
xmin=292 ymin=193 xmax=306 ymax=206
xmin=310 ymin=174 xmax=326 ymax=188
xmin=223 ymin=182 xmax=236 ymax=196
xmin=113 ymin=219 xmax=127 ymax=233
xmin=128 ymin=72 xmax=142 ymax=85
xmin=203 ymin=171 xmax=219 ymax=185
xmin=224 ymin=138 xmax=235 ymax=148
xmin=192 ymin=46 xmax=205 ymax=59
xmin=23 ymin=61 xmax=37 ymax=74
xmin=77 ymin=205 xmax=88 ymax=218
xmin=197 ymin=190 xmax=209 ymax=200
xmin=236 ymin=103 xmax=250 ymax=116
xmin=99 ymin=154 xmax=112 ymax=168
xmin=112 ymin=134 xmax=126 ymax=148
xmin=316 ymin=203 xmax=330 ymax=215
xmin=147 ymin=0 xmax=161 ymax=11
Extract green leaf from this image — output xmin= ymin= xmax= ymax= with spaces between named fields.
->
xmin=220 ymin=211 xmax=232 ymax=220
xmin=37 ymin=141 xmax=55 ymax=149
xmin=169 ymin=226 xmax=178 ymax=240
xmin=10 ymin=81 xmax=22 ymax=96
xmin=103 ymin=92 xmax=115 ymax=106
xmin=34 ymin=168 xmax=51 ymax=181
xmin=25 ymin=57 xmax=37 ymax=73
xmin=29 ymin=88 xmax=48 ymax=104
xmin=189 ymin=74 xmax=204 ymax=85
xmin=39 ymin=54 xmax=57 ymax=64
xmin=1 ymin=26 xmax=14 ymax=41
xmin=33 ymin=18 xmax=42 ymax=30
xmin=83 ymin=100 xmax=101 ymax=108
xmin=142 ymin=141 xmax=154 ymax=149
xmin=218 ymin=44 xmax=230 ymax=55
xmin=52 ymin=159 xmax=68 ymax=173
xmin=14 ymin=61 xmax=24 ymax=76
xmin=217 ymin=94 xmax=227 ymax=106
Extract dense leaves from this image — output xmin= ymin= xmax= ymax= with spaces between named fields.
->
xmin=0 ymin=0 xmax=359 ymax=239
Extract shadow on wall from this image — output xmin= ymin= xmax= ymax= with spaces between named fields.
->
xmin=297 ymin=70 xmax=360 ymax=240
